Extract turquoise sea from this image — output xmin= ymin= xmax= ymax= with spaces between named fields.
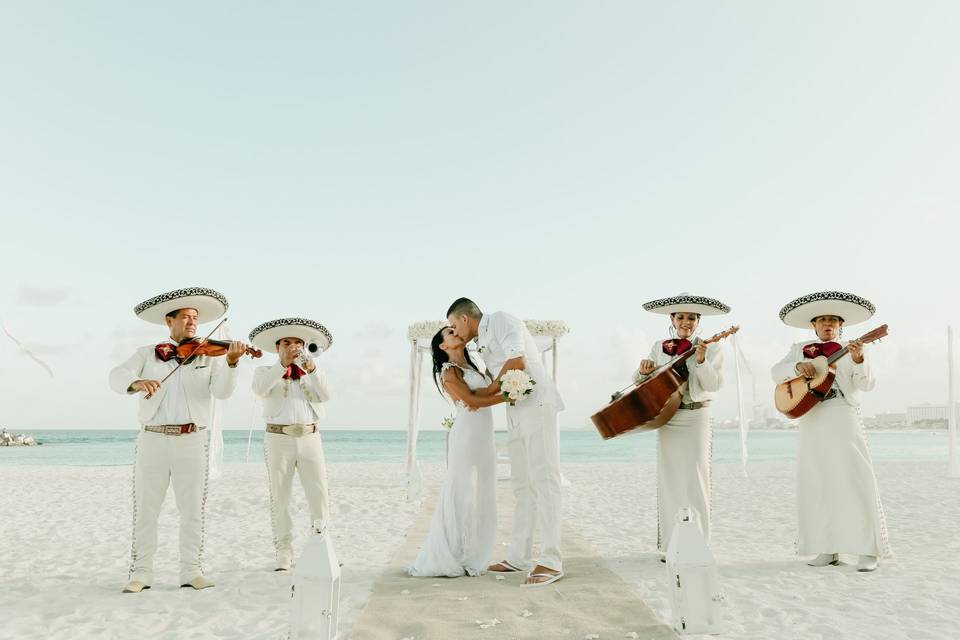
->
xmin=0 ymin=429 xmax=951 ymax=467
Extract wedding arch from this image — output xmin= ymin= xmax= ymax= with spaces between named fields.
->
xmin=403 ymin=319 xmax=570 ymax=498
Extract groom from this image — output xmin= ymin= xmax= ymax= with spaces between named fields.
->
xmin=447 ymin=297 xmax=565 ymax=586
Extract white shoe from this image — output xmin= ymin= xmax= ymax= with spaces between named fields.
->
xmin=122 ymin=580 xmax=150 ymax=593
xmin=180 ymin=575 xmax=216 ymax=590
xmin=857 ymin=555 xmax=878 ymax=572
xmin=807 ymin=553 xmax=839 ymax=567
xmin=275 ymin=549 xmax=293 ymax=572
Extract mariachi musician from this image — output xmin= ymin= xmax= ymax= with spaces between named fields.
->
xmin=109 ymin=287 xmax=254 ymax=593
xmin=771 ymin=291 xmax=890 ymax=572
xmin=633 ymin=293 xmax=729 ymax=557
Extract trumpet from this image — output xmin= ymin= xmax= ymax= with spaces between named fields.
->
xmin=294 ymin=342 xmax=321 ymax=368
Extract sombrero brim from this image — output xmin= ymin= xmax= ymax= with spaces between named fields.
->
xmin=643 ymin=295 xmax=730 ymax=316
xmin=134 ymin=288 xmax=228 ymax=325
xmin=779 ymin=292 xmax=875 ymax=328
xmin=249 ymin=318 xmax=333 ymax=354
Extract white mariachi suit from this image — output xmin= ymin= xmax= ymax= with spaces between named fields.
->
xmin=109 ymin=343 xmax=239 ymax=584
xmin=477 ymin=312 xmax=565 ymax=572
xmin=772 ymin=341 xmax=891 ymax=558
xmin=252 ymin=361 xmax=331 ymax=564
xmin=633 ymin=339 xmax=723 ymax=551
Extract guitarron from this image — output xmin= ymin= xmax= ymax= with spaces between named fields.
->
xmin=591 ymin=326 xmax=739 ymax=440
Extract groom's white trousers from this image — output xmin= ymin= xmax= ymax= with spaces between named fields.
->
xmin=505 ymin=403 xmax=563 ymax=572
xmin=129 ymin=429 xmax=210 ymax=585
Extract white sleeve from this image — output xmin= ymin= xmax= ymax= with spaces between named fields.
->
xmin=302 ymin=368 xmax=331 ymax=403
xmin=849 ymin=346 xmax=876 ymax=391
xmin=632 ymin=341 xmax=661 ymax=384
xmin=252 ymin=362 xmax=287 ymax=397
xmin=690 ymin=343 xmax=723 ymax=392
xmin=209 ymin=358 xmax=240 ymax=400
xmin=109 ymin=348 xmax=147 ymax=394
xmin=771 ymin=344 xmax=802 ymax=382
xmin=492 ymin=314 xmax=526 ymax=361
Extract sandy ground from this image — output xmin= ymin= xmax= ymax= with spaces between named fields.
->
xmin=1 ymin=460 xmax=958 ymax=639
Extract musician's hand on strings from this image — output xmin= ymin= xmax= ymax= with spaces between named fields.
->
xmin=695 ymin=342 xmax=707 ymax=364
xmin=848 ymin=339 xmax=865 ymax=364
xmin=226 ymin=341 xmax=247 ymax=366
xmin=795 ymin=362 xmax=817 ymax=378
xmin=130 ymin=379 xmax=161 ymax=396
xmin=639 ymin=359 xmax=656 ymax=375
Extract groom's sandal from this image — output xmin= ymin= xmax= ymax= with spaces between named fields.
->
xmin=521 ymin=569 xmax=564 ymax=588
xmin=487 ymin=560 xmax=523 ymax=573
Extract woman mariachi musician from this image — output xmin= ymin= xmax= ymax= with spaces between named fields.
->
xmin=771 ymin=291 xmax=890 ymax=572
xmin=634 ymin=293 xmax=730 ymax=558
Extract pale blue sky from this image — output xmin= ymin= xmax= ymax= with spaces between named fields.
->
xmin=1 ymin=2 xmax=958 ymax=429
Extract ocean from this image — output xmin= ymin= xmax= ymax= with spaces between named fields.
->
xmin=0 ymin=429 xmax=952 ymax=467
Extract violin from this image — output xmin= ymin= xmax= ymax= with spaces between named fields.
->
xmin=177 ymin=338 xmax=263 ymax=361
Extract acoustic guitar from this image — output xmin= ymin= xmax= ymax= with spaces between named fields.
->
xmin=774 ymin=324 xmax=888 ymax=419
xmin=591 ymin=326 xmax=740 ymax=440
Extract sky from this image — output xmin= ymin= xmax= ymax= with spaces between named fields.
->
xmin=1 ymin=1 xmax=958 ymax=431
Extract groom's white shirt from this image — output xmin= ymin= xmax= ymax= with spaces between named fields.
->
xmin=475 ymin=312 xmax=564 ymax=412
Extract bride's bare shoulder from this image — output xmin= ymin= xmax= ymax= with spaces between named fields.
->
xmin=441 ymin=363 xmax=465 ymax=381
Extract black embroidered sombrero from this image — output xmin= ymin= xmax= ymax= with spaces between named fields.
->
xmin=643 ymin=293 xmax=730 ymax=316
xmin=779 ymin=291 xmax=875 ymax=328
xmin=249 ymin=318 xmax=333 ymax=354
xmin=134 ymin=287 xmax=229 ymax=325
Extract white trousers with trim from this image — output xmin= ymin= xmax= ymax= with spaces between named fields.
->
xmin=129 ymin=429 xmax=210 ymax=584
xmin=264 ymin=431 xmax=330 ymax=555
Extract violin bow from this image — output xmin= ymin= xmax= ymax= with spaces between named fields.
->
xmin=145 ymin=317 xmax=228 ymax=398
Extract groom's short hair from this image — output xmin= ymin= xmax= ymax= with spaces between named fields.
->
xmin=446 ymin=297 xmax=482 ymax=319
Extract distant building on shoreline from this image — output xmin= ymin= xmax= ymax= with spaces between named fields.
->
xmin=906 ymin=403 xmax=959 ymax=427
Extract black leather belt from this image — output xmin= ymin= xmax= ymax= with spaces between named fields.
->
xmin=678 ymin=400 xmax=711 ymax=411
xmin=821 ymin=388 xmax=844 ymax=401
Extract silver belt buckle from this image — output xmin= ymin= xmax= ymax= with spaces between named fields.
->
xmin=282 ymin=424 xmax=307 ymax=437
xmin=165 ymin=425 xmax=182 ymax=435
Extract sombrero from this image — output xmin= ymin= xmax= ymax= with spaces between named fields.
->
xmin=249 ymin=317 xmax=333 ymax=354
xmin=134 ymin=287 xmax=228 ymax=325
xmin=779 ymin=291 xmax=875 ymax=328
xmin=643 ymin=293 xmax=730 ymax=316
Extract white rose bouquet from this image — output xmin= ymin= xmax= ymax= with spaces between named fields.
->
xmin=441 ymin=415 xmax=455 ymax=431
xmin=500 ymin=370 xmax=536 ymax=405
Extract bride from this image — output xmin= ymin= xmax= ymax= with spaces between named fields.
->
xmin=407 ymin=327 xmax=505 ymax=577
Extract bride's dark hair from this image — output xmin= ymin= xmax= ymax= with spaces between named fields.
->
xmin=431 ymin=327 xmax=479 ymax=395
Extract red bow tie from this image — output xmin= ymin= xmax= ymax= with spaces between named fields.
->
xmin=802 ymin=342 xmax=843 ymax=359
xmin=155 ymin=343 xmax=183 ymax=363
xmin=283 ymin=363 xmax=306 ymax=380
xmin=662 ymin=339 xmax=693 ymax=356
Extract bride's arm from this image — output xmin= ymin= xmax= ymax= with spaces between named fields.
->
xmin=443 ymin=368 xmax=505 ymax=409
xmin=473 ymin=379 xmax=501 ymax=397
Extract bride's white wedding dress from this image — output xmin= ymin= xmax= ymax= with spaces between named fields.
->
xmin=407 ymin=362 xmax=497 ymax=577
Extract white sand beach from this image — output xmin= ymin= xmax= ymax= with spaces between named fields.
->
xmin=1 ymin=460 xmax=958 ymax=639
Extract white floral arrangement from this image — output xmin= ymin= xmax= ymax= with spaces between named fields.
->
xmin=406 ymin=319 xmax=569 ymax=341
xmin=407 ymin=320 xmax=448 ymax=341
xmin=523 ymin=320 xmax=570 ymax=338
xmin=500 ymin=369 xmax=536 ymax=405
xmin=440 ymin=415 xmax=455 ymax=431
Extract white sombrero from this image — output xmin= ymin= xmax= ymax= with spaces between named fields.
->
xmin=134 ymin=287 xmax=229 ymax=325
xmin=248 ymin=317 xmax=333 ymax=354
xmin=779 ymin=291 xmax=875 ymax=328
xmin=643 ymin=293 xmax=730 ymax=316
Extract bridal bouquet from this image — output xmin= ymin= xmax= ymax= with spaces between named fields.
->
xmin=441 ymin=415 xmax=455 ymax=431
xmin=500 ymin=370 xmax=536 ymax=405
